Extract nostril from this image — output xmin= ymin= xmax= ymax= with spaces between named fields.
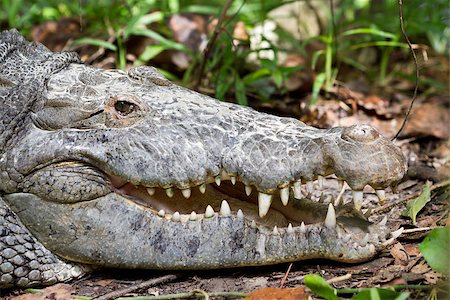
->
xmin=341 ymin=125 xmax=380 ymax=143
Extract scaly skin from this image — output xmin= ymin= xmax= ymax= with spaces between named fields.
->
xmin=0 ymin=30 xmax=407 ymax=288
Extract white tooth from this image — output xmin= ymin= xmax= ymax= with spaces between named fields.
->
xmin=147 ymin=188 xmax=156 ymax=196
xmin=382 ymin=237 xmax=396 ymax=247
xmin=352 ymin=190 xmax=364 ymax=210
xmin=360 ymin=233 xmax=369 ymax=246
xmin=318 ymin=175 xmax=324 ymax=189
xmin=181 ymin=188 xmax=191 ymax=199
xmin=199 ymin=183 xmax=206 ymax=194
xmin=231 ymin=176 xmax=236 ymax=185
xmin=324 ymin=203 xmax=336 ymax=228
xmin=251 ymin=220 xmax=257 ymax=228
xmin=306 ymin=181 xmax=313 ymax=194
xmin=391 ymin=227 xmax=404 ymax=239
xmin=204 ymin=205 xmax=215 ymax=218
xmin=171 ymin=212 xmax=180 ymax=221
xmin=293 ymin=181 xmax=302 ymax=199
xmin=300 ymin=222 xmax=306 ymax=233
xmin=157 ymin=209 xmax=165 ymax=217
xmin=258 ymin=192 xmax=272 ymax=218
xmin=245 ymin=185 xmax=252 ymax=196
xmin=237 ymin=209 xmax=244 ymax=219
xmin=280 ymin=187 xmax=289 ymax=206
xmin=378 ymin=216 xmax=388 ymax=226
xmin=215 ymin=176 xmax=221 ymax=186
xmin=189 ymin=211 xmax=197 ymax=221
xmin=166 ymin=188 xmax=174 ymax=198
xmin=287 ymin=223 xmax=294 ymax=234
xmin=273 ymin=226 xmax=279 ymax=235
xmin=376 ymin=190 xmax=386 ymax=201
xmin=220 ymin=200 xmax=231 ymax=216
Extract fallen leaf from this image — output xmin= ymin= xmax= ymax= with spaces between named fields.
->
xmin=401 ymin=102 xmax=450 ymax=139
xmin=424 ymin=271 xmax=441 ymax=285
xmin=390 ymin=243 xmax=409 ymax=266
xmin=246 ymin=287 xmax=308 ymax=300
xmin=411 ymin=261 xmax=431 ymax=274
xmin=94 ymin=279 xmax=114 ymax=287
xmin=403 ymin=244 xmax=420 ymax=257
xmin=402 ymin=181 xmax=432 ymax=225
xmin=12 ymin=284 xmax=74 ymax=300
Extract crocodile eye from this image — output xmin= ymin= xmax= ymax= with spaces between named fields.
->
xmin=341 ymin=125 xmax=380 ymax=143
xmin=114 ymin=100 xmax=137 ymax=115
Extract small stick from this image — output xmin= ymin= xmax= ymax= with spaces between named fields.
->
xmin=280 ymin=263 xmax=293 ymax=288
xmin=94 ymin=274 xmax=180 ymax=300
xmin=392 ymin=0 xmax=420 ymax=140
xmin=402 ymin=226 xmax=438 ymax=234
xmin=327 ymin=273 xmax=352 ymax=284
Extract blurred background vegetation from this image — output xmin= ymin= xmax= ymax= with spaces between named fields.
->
xmin=1 ymin=0 xmax=448 ymax=106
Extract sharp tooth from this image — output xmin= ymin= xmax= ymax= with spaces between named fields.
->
xmin=360 ymin=233 xmax=369 ymax=246
xmin=171 ymin=212 xmax=180 ymax=221
xmin=189 ymin=211 xmax=197 ymax=221
xmin=204 ymin=205 xmax=215 ymax=218
xmin=287 ymin=223 xmax=294 ymax=234
xmin=338 ymin=179 xmax=345 ymax=191
xmin=181 ymin=188 xmax=191 ymax=199
xmin=157 ymin=209 xmax=165 ymax=217
xmin=220 ymin=200 xmax=231 ymax=216
xmin=306 ymin=181 xmax=313 ymax=194
xmin=300 ymin=222 xmax=306 ymax=233
xmin=147 ymin=188 xmax=156 ymax=196
xmin=166 ymin=188 xmax=174 ymax=198
xmin=280 ymin=187 xmax=289 ymax=206
xmin=258 ymin=192 xmax=272 ymax=218
xmin=352 ymin=190 xmax=363 ymax=210
xmin=273 ymin=226 xmax=279 ymax=235
xmin=324 ymin=203 xmax=336 ymax=228
xmin=251 ymin=220 xmax=257 ymax=228
xmin=378 ymin=216 xmax=388 ymax=226
xmin=391 ymin=227 xmax=404 ymax=239
xmin=293 ymin=181 xmax=302 ymax=199
xmin=376 ymin=189 xmax=386 ymax=202
xmin=220 ymin=169 xmax=230 ymax=180
xmin=245 ymin=185 xmax=252 ymax=196
xmin=199 ymin=183 xmax=206 ymax=194
xmin=318 ymin=175 xmax=324 ymax=189
xmin=382 ymin=237 xmax=396 ymax=247
xmin=231 ymin=176 xmax=236 ymax=185
xmin=237 ymin=209 xmax=244 ymax=219
xmin=215 ymin=175 xmax=221 ymax=186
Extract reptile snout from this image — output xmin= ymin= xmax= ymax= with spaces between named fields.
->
xmin=341 ymin=124 xmax=380 ymax=143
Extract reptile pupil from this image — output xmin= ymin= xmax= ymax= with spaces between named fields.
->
xmin=114 ymin=101 xmax=135 ymax=115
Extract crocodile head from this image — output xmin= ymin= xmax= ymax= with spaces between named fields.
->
xmin=0 ymin=30 xmax=407 ymax=271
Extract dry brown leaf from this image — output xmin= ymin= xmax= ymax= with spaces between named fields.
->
xmin=401 ymin=103 xmax=450 ymax=139
xmin=390 ymin=243 xmax=409 ymax=266
xmin=411 ymin=261 xmax=431 ymax=274
xmin=403 ymin=244 xmax=421 ymax=257
xmin=94 ymin=279 xmax=114 ymax=287
xmin=246 ymin=287 xmax=308 ymax=300
xmin=424 ymin=271 xmax=441 ymax=284
xmin=11 ymin=284 xmax=74 ymax=300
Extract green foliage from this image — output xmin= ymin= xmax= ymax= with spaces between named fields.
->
xmin=419 ymin=228 xmax=450 ymax=275
xmin=304 ymin=274 xmax=339 ymax=300
xmin=1 ymin=0 xmax=447 ymax=103
xmin=402 ymin=181 xmax=431 ymax=225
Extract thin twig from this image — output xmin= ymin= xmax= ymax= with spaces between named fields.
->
xmin=280 ymin=263 xmax=293 ymax=288
xmin=116 ymin=291 xmax=247 ymax=300
xmin=193 ymin=0 xmax=234 ymax=90
xmin=94 ymin=274 xmax=180 ymax=300
xmin=337 ymin=284 xmax=432 ymax=295
xmin=402 ymin=226 xmax=440 ymax=234
xmin=327 ymin=273 xmax=352 ymax=284
xmin=392 ymin=0 xmax=420 ymax=140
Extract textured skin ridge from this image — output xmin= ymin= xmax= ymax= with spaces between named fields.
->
xmin=0 ymin=30 xmax=406 ymax=288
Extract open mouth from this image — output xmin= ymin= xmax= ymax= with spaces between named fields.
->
xmin=109 ymin=170 xmax=387 ymax=232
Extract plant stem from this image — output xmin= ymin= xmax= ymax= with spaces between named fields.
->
xmin=337 ymin=284 xmax=433 ymax=295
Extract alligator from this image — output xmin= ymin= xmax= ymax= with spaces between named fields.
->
xmin=0 ymin=29 xmax=407 ymax=288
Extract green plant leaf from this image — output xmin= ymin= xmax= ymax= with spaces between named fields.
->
xmin=136 ymin=45 xmax=166 ymax=64
xmin=304 ymin=274 xmax=339 ymax=300
xmin=343 ymin=28 xmax=397 ymax=39
xmin=272 ymin=69 xmax=283 ymax=88
xmin=351 ymin=288 xmax=409 ymax=300
xmin=402 ymin=182 xmax=431 ymax=225
xmin=311 ymin=73 xmax=326 ymax=105
xmin=242 ymin=68 xmax=271 ymax=85
xmin=234 ymin=76 xmax=248 ymax=106
xmin=419 ymin=227 xmax=450 ymax=275
xmin=72 ymin=38 xmax=117 ymax=51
